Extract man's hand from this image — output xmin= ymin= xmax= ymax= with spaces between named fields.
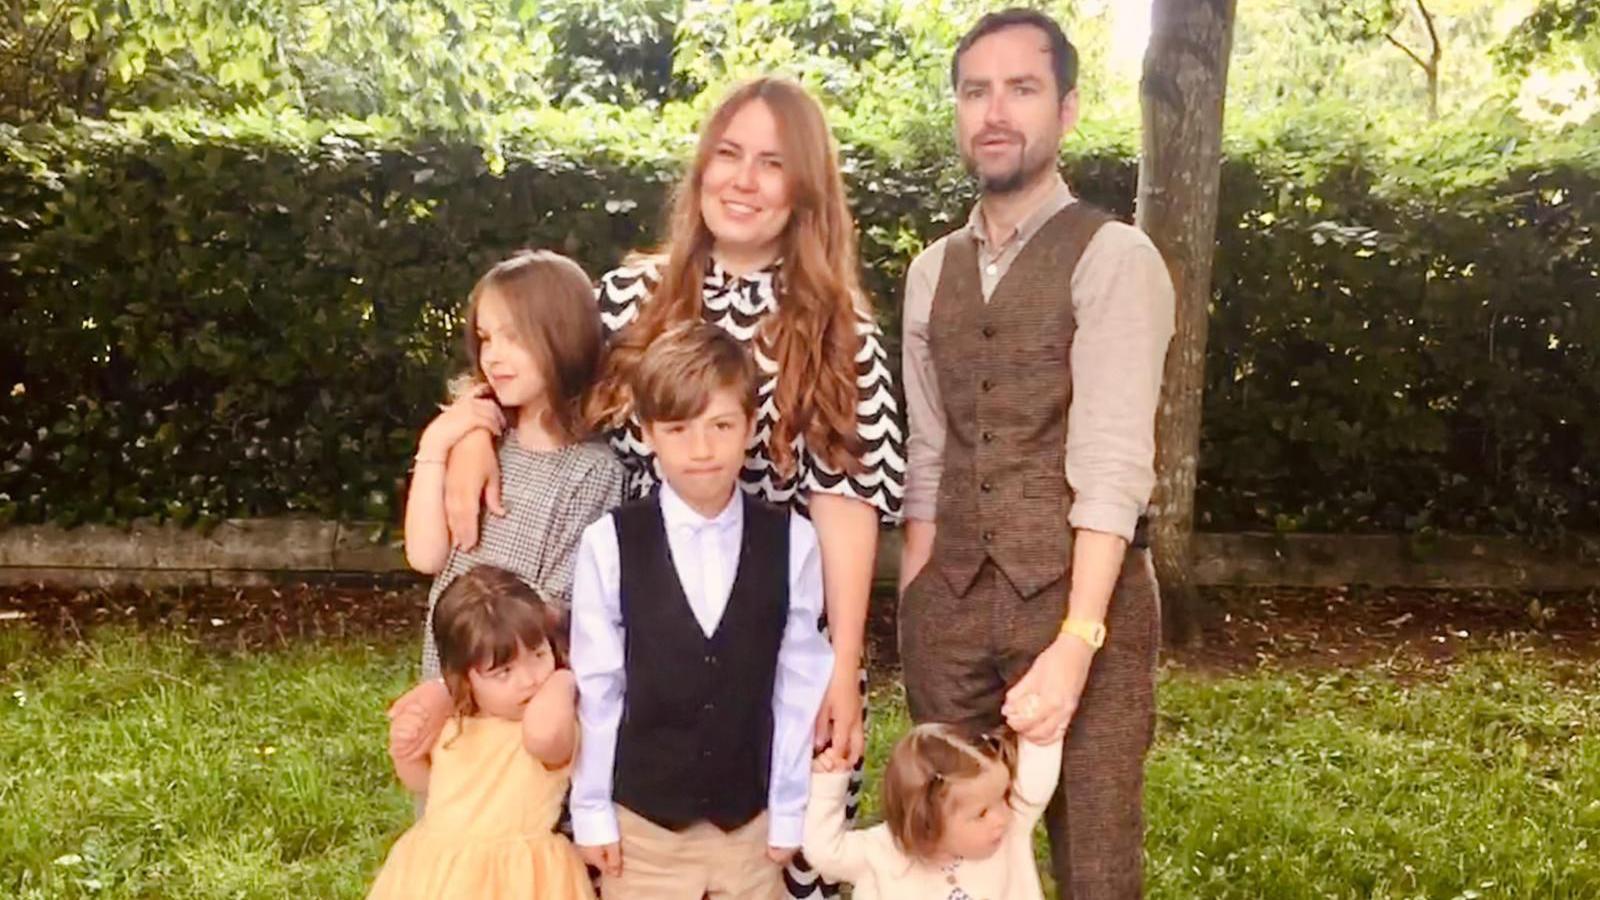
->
xmin=578 ymin=842 xmax=623 ymax=877
xmin=443 ymin=429 xmax=504 ymax=551
xmin=767 ymin=846 xmax=798 ymax=866
xmin=1001 ymin=634 xmax=1095 ymax=743
xmin=812 ymin=665 xmax=865 ymax=766
xmin=387 ymin=680 xmax=453 ymax=761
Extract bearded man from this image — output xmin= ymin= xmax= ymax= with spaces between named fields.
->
xmin=896 ymin=9 xmax=1176 ymax=899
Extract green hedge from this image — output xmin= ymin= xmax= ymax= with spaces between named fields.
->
xmin=2 ymin=120 xmax=1596 ymax=538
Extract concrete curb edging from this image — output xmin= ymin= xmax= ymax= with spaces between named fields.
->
xmin=1 ymin=519 xmax=1597 ymax=590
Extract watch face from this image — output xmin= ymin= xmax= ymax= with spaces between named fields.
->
xmin=1065 ymin=620 xmax=1104 ymax=648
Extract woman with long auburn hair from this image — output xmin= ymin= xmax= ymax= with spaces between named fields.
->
xmin=440 ymin=76 xmax=905 ymax=898
xmin=586 ymin=76 xmax=877 ymax=487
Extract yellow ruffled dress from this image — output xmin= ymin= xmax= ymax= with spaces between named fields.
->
xmin=368 ymin=716 xmax=595 ymax=900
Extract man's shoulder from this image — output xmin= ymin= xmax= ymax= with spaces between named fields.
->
xmin=1084 ymin=217 xmax=1161 ymax=258
xmin=908 ymin=227 xmax=967 ymax=279
xmin=905 ymin=225 xmax=975 ymax=306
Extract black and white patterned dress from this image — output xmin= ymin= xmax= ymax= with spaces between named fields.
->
xmin=419 ymin=436 xmax=626 ymax=680
xmin=597 ymin=258 xmax=904 ymax=522
xmin=596 ymin=257 xmax=905 ymax=899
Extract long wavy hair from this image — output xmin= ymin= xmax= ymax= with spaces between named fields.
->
xmin=587 ymin=77 xmax=866 ymax=475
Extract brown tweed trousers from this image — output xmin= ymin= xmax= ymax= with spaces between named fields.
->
xmin=898 ymin=203 xmax=1161 ymax=900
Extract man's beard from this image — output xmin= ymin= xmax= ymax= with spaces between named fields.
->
xmin=963 ymin=139 xmax=1051 ymax=196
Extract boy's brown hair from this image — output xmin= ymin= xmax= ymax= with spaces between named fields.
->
xmin=625 ymin=321 xmax=758 ymax=425
xmin=464 ymin=249 xmax=601 ymax=441
xmin=880 ymin=723 xmax=1018 ymax=862
xmin=431 ymin=565 xmax=567 ymax=719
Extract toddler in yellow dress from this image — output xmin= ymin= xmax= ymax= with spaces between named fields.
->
xmin=368 ymin=565 xmax=595 ymax=900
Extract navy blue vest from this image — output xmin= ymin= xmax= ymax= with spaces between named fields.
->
xmin=611 ymin=492 xmax=790 ymax=832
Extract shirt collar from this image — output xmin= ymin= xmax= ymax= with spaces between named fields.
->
xmin=659 ymin=481 xmax=743 ymax=534
xmin=965 ymin=174 xmax=1076 ymax=253
xmin=705 ymin=254 xmax=782 ymax=291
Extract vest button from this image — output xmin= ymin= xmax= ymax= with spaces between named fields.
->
xmin=982 ymin=530 xmax=994 ymax=543
xmin=981 ymin=431 xmax=994 ymax=443
xmin=703 ymin=701 xmax=715 ymax=714
xmin=980 ymin=379 xmax=993 ymax=392
xmin=981 ymin=325 xmax=995 ymax=338
xmin=980 ymin=481 xmax=992 ymax=493
xmin=703 ymin=654 xmax=716 ymax=665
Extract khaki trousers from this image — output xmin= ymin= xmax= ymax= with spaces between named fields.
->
xmin=601 ymin=806 xmax=783 ymax=900
xmin=899 ymin=550 xmax=1160 ymax=900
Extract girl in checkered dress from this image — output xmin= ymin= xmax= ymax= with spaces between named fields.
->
xmin=399 ymin=250 xmax=625 ymax=683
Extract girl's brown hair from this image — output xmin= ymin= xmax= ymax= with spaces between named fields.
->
xmin=465 ymin=249 xmax=601 ymax=442
xmin=431 ymin=565 xmax=567 ymax=719
xmin=880 ymin=723 xmax=1018 ymax=862
xmin=586 ymin=77 xmax=866 ymax=475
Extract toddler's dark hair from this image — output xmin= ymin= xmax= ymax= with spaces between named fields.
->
xmin=431 ymin=565 xmax=566 ymax=718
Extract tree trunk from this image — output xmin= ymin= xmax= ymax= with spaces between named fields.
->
xmin=1135 ymin=0 xmax=1238 ymax=647
xmin=1419 ymin=0 xmax=1441 ymax=121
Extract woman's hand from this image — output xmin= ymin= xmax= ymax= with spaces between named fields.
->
xmin=812 ymin=747 xmax=846 ymax=773
xmin=444 ymin=429 xmax=504 ymax=552
xmin=417 ymin=385 xmax=504 ymax=462
xmin=812 ymin=664 xmax=865 ymax=766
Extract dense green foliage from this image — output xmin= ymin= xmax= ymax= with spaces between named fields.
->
xmin=2 ymin=0 xmax=1596 ymax=537
xmin=1202 ymin=117 xmax=1600 ymax=536
xmin=3 ymin=628 xmax=1597 ymax=897
xmin=3 ymin=110 xmax=1597 ymax=536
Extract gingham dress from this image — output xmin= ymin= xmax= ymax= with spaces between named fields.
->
xmin=596 ymin=256 xmax=906 ymax=899
xmin=419 ymin=435 xmax=626 ymax=680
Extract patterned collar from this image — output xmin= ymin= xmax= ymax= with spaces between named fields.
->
xmin=704 ymin=255 xmax=782 ymax=312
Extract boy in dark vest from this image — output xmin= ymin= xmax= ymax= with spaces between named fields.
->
xmin=569 ymin=322 xmax=833 ymax=900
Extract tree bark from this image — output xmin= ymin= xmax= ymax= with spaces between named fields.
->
xmin=1417 ymin=0 xmax=1442 ymax=121
xmin=1135 ymin=0 xmax=1238 ymax=647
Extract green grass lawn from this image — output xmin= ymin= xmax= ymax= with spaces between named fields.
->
xmin=3 ymin=627 xmax=1597 ymax=898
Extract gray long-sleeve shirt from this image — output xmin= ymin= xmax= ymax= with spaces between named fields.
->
xmin=900 ymin=176 xmax=1175 ymax=541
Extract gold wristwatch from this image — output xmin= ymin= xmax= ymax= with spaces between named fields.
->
xmin=1059 ymin=618 xmax=1106 ymax=650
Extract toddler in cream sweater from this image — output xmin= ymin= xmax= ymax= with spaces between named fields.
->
xmin=803 ymin=723 xmax=1062 ymax=900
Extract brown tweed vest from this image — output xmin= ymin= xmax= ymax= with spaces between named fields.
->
xmin=928 ymin=201 xmax=1114 ymax=599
